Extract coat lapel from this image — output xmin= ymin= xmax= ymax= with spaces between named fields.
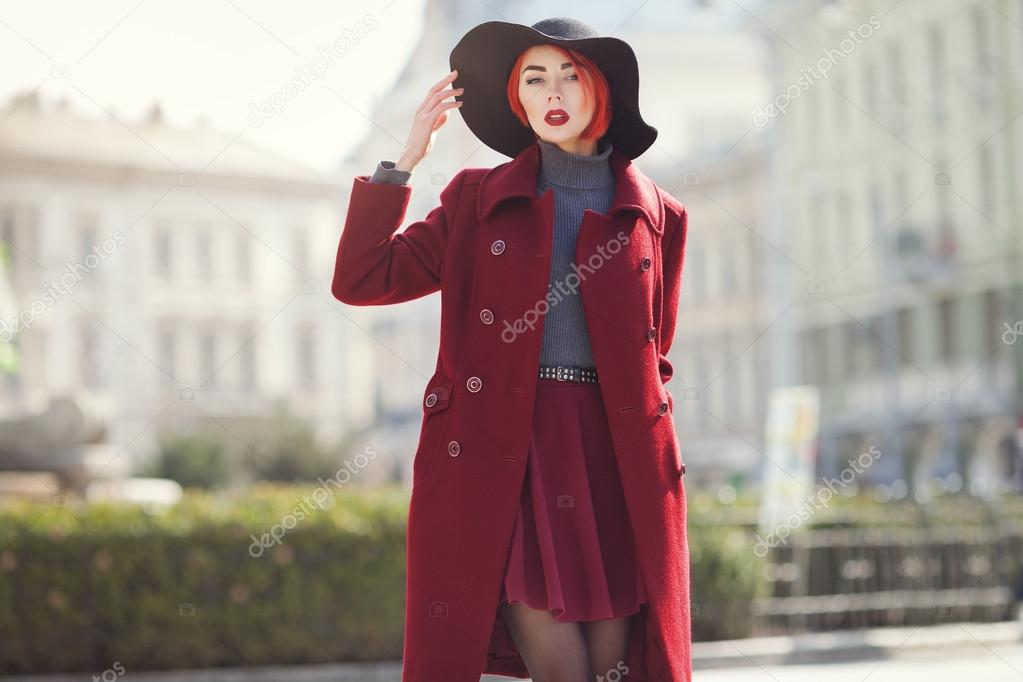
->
xmin=476 ymin=139 xmax=664 ymax=233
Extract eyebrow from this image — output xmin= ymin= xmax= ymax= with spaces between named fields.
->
xmin=522 ymin=62 xmax=574 ymax=75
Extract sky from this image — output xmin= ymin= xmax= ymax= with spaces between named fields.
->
xmin=0 ymin=0 xmax=428 ymax=173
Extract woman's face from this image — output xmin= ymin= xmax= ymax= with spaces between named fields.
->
xmin=516 ymin=44 xmax=595 ymax=150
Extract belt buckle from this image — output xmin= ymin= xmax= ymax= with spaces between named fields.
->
xmin=555 ymin=365 xmax=570 ymax=382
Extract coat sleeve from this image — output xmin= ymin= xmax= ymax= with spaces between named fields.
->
xmin=331 ymin=168 xmax=467 ymax=305
xmin=658 ymin=205 xmax=688 ymax=386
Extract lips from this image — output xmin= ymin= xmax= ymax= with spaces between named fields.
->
xmin=544 ymin=109 xmax=569 ymax=126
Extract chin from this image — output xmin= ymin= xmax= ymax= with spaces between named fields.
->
xmin=536 ymin=126 xmax=585 ymax=145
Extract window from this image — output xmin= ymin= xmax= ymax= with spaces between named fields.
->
xmin=199 ymin=329 xmax=217 ymax=389
xmin=158 ymin=326 xmax=176 ymax=385
xmin=298 ymin=323 xmax=316 ymax=389
xmin=979 ymin=145 xmax=995 ymax=221
xmin=810 ymin=193 xmax=827 ymax=263
xmin=836 ymin=190 xmax=852 ymax=256
xmin=896 ymin=307 xmax=914 ymax=365
xmin=807 ymin=327 xmax=828 ymax=386
xmin=832 ymin=70 xmax=848 ymax=133
xmin=938 ymin=297 xmax=956 ymax=361
xmin=971 ymin=5 xmax=993 ymax=104
xmin=869 ymin=184 xmax=884 ymax=238
xmin=239 ymin=324 xmax=257 ymax=391
xmin=154 ymin=223 xmax=172 ymax=277
xmin=80 ymin=320 xmax=101 ymax=388
xmin=293 ymin=228 xmax=309 ymax=275
xmin=847 ymin=318 xmax=877 ymax=377
xmin=0 ymin=207 xmax=15 ymax=269
xmin=927 ymin=24 xmax=946 ymax=124
xmin=886 ymin=40 xmax=906 ymax=130
xmin=863 ymin=59 xmax=879 ymax=118
xmin=983 ymin=289 xmax=1001 ymax=358
xmin=196 ymin=227 xmax=212 ymax=282
xmin=721 ymin=236 xmax=736 ymax=297
xmin=78 ymin=218 xmax=97 ymax=263
xmin=0 ymin=205 xmax=39 ymax=270
xmin=236 ymin=234 xmax=252 ymax=283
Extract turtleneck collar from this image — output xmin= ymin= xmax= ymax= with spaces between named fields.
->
xmin=537 ymin=137 xmax=615 ymax=190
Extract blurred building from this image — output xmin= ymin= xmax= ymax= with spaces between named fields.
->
xmin=0 ymin=90 xmax=368 ymax=480
xmin=756 ymin=0 xmax=1023 ymax=498
xmin=654 ymin=139 xmax=773 ymax=491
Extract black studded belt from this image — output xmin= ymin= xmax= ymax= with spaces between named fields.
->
xmin=538 ymin=364 xmax=599 ymax=384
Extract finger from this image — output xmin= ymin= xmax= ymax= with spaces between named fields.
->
xmin=425 ymin=99 xmax=463 ymax=124
xmin=427 ymin=86 xmax=463 ymax=109
xmin=417 ymin=83 xmax=462 ymax=115
xmin=426 ymin=70 xmax=459 ymax=99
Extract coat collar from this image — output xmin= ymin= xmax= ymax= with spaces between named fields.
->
xmin=476 ymin=139 xmax=663 ymax=233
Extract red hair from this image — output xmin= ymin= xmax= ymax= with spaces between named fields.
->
xmin=505 ymin=45 xmax=612 ymax=142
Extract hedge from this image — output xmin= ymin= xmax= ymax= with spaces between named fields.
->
xmin=0 ymin=483 xmax=765 ymax=673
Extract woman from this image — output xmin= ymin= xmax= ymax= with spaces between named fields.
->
xmin=333 ymin=17 xmax=691 ymax=682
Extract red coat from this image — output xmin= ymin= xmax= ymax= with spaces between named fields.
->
xmin=332 ymin=139 xmax=691 ymax=681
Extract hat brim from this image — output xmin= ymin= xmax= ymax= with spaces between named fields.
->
xmin=449 ymin=21 xmax=658 ymax=159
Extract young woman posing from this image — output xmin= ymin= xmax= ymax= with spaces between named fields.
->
xmin=334 ymin=17 xmax=692 ymax=682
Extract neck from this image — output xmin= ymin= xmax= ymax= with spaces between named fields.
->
xmin=537 ymin=137 xmax=615 ymax=190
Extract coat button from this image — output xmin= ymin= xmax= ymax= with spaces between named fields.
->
xmin=490 ymin=239 xmax=506 ymax=255
xmin=466 ymin=376 xmax=482 ymax=393
xmin=641 ymin=257 xmax=651 ymax=271
xmin=680 ymin=462 xmax=686 ymax=476
xmin=448 ymin=440 xmax=461 ymax=457
xmin=647 ymin=326 xmax=657 ymax=341
xmin=480 ymin=308 xmax=494 ymax=324
xmin=425 ymin=393 xmax=438 ymax=408
xmin=658 ymin=401 xmax=669 ymax=416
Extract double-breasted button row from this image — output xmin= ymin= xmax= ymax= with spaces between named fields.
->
xmin=490 ymin=239 xmax=505 ymax=255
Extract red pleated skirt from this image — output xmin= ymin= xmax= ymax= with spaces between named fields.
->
xmin=499 ymin=376 xmax=648 ymax=622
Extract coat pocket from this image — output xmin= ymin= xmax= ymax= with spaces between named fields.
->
xmin=413 ymin=371 xmax=455 ymax=488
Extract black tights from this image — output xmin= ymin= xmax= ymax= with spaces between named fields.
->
xmin=499 ymin=600 xmax=633 ymax=681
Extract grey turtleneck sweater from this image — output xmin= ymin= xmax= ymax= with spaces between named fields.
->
xmin=368 ymin=138 xmax=615 ymax=369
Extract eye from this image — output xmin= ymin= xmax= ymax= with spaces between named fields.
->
xmin=567 ymin=73 xmax=579 ymax=80
xmin=526 ymin=76 xmax=542 ymax=85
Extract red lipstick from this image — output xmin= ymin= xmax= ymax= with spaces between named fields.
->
xmin=544 ymin=109 xmax=569 ymax=126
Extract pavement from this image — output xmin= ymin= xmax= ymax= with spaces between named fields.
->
xmin=3 ymin=620 xmax=1020 ymax=681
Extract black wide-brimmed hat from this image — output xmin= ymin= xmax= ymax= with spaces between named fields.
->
xmin=449 ymin=17 xmax=658 ymax=159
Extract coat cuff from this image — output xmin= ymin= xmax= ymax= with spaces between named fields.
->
xmin=370 ymin=159 xmax=412 ymax=185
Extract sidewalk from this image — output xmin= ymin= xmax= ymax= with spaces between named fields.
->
xmin=4 ymin=620 xmax=1021 ymax=680
xmin=690 ymin=619 xmax=1023 ymax=669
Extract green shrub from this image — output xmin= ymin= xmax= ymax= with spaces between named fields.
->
xmin=239 ymin=415 xmax=339 ymax=483
xmin=0 ymin=484 xmax=409 ymax=673
xmin=143 ymin=433 xmax=230 ymax=490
